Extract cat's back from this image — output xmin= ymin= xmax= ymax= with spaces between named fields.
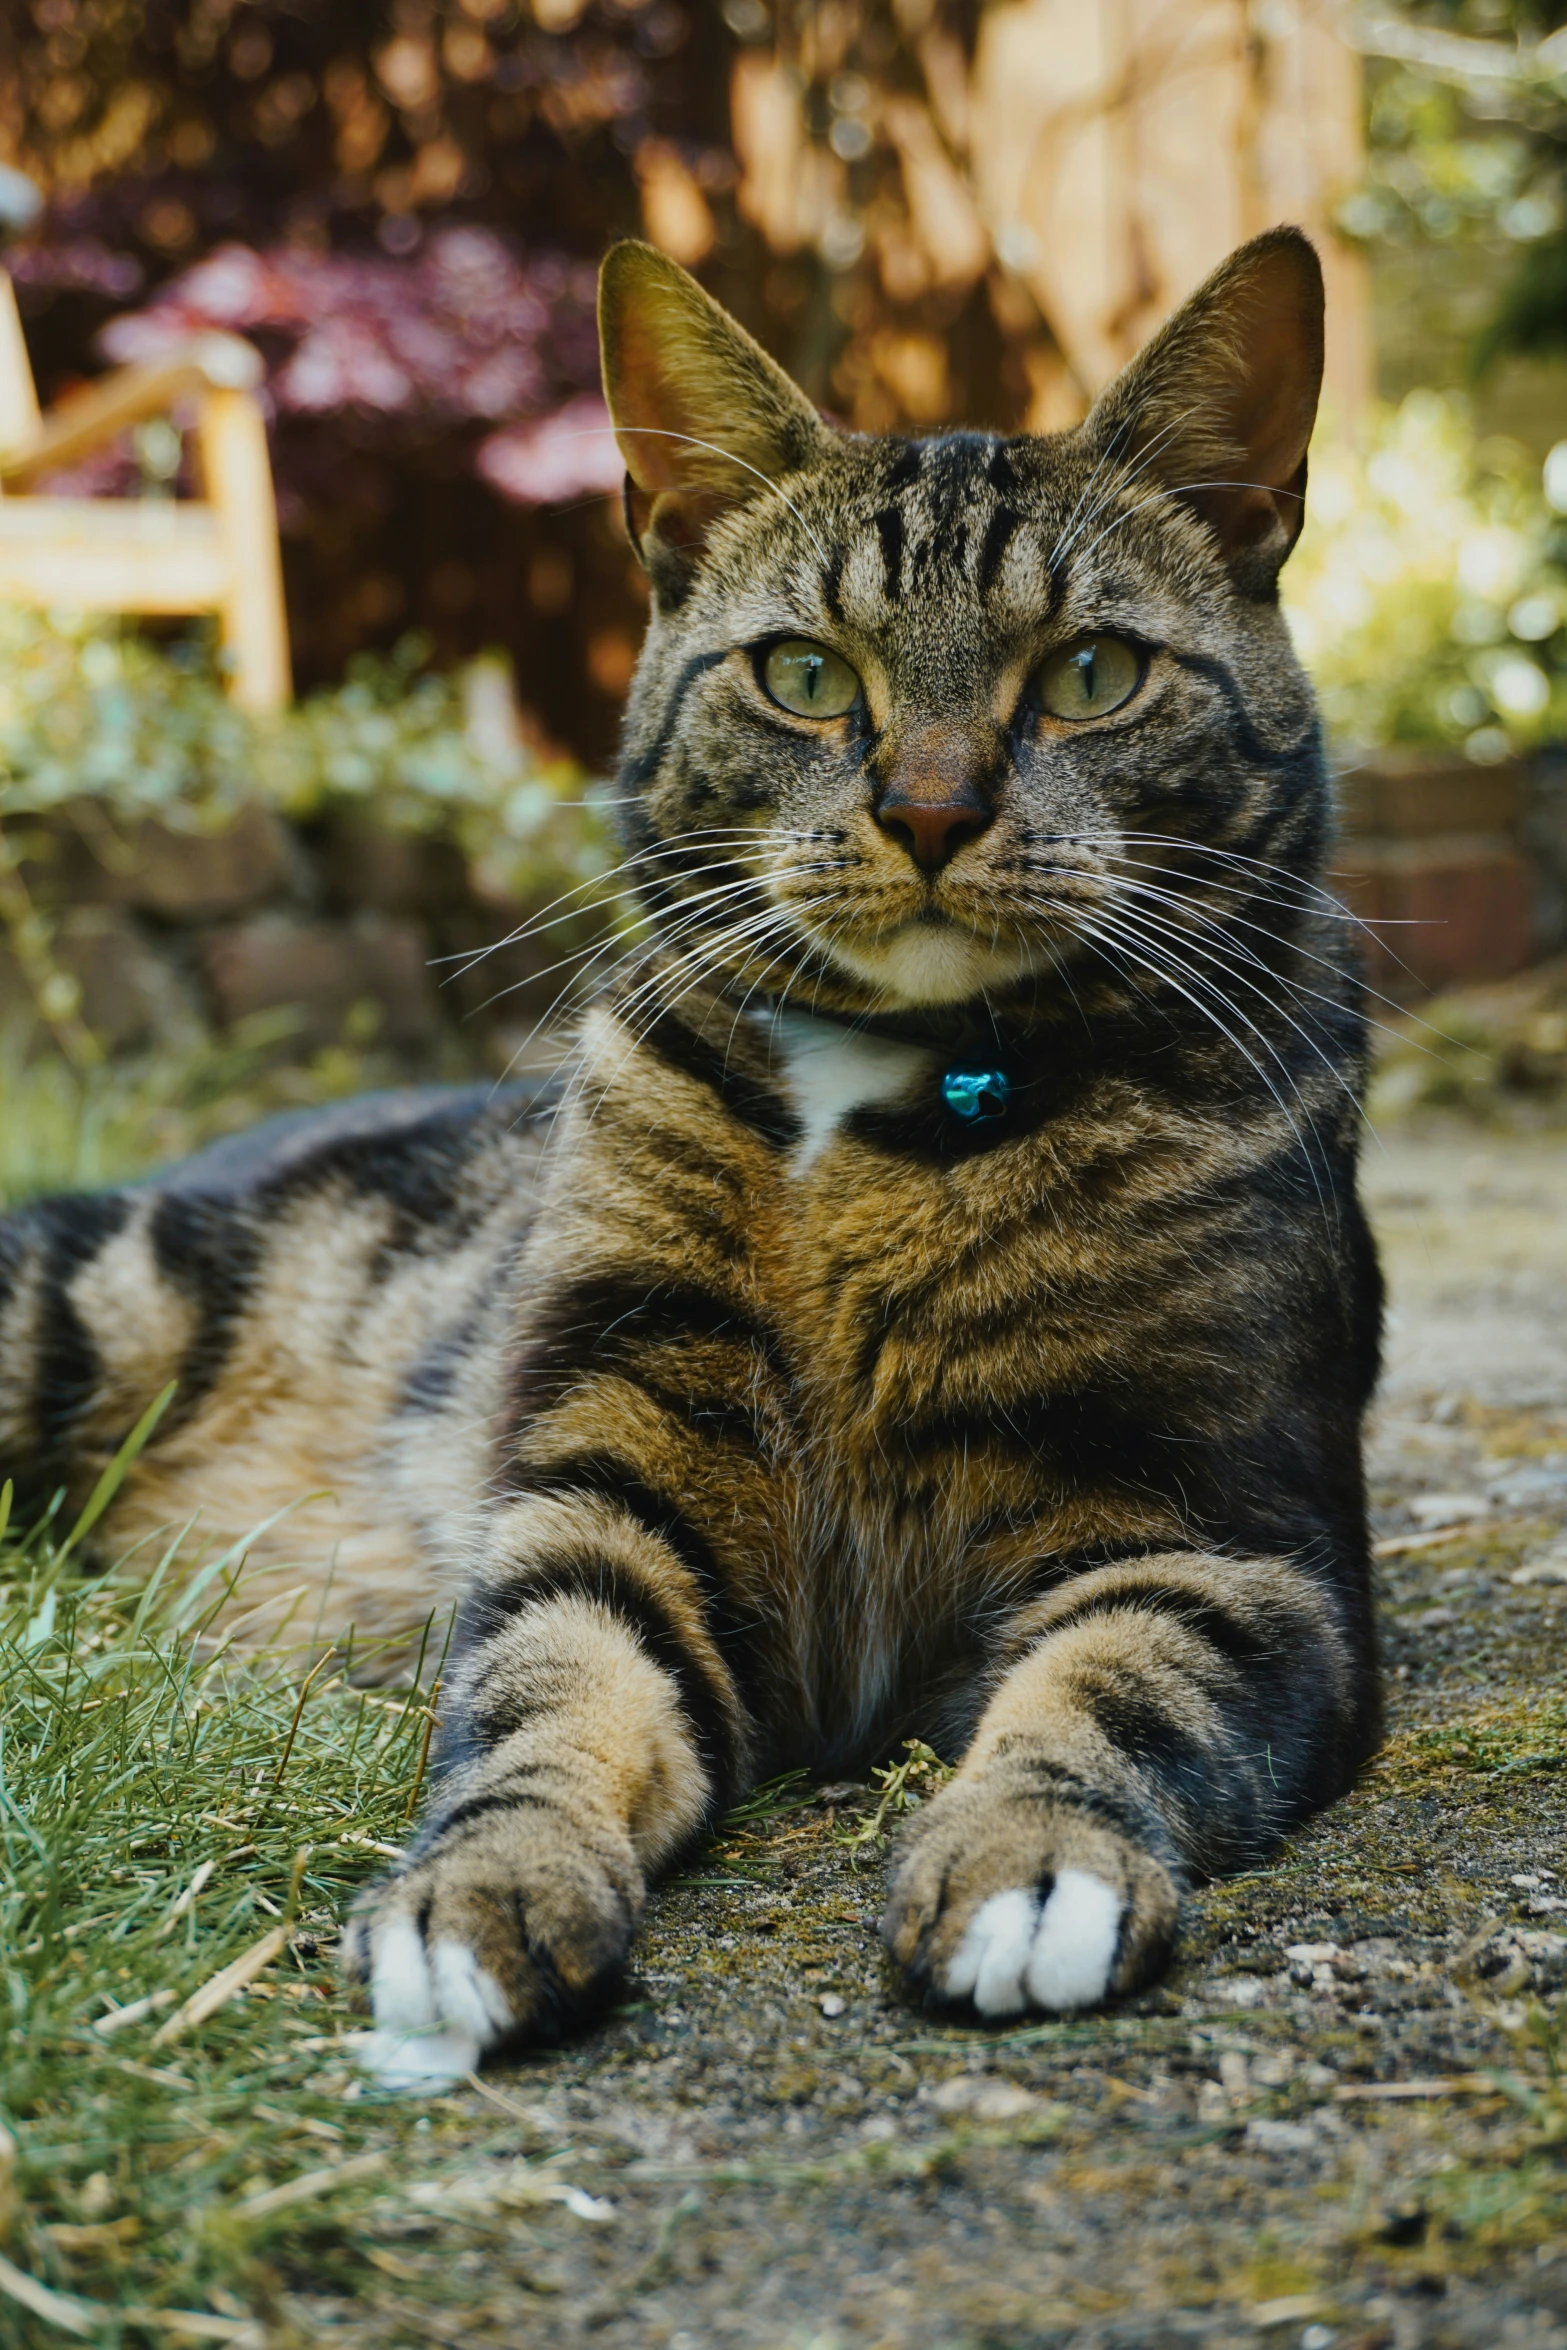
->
xmin=0 ymin=1082 xmax=553 ymax=1661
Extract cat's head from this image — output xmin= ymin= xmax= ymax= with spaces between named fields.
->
xmin=598 ymin=230 xmax=1327 ymax=1021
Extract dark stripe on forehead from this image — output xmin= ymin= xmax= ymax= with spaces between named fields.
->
xmin=875 ymin=506 xmax=904 ymax=602
xmin=987 ymin=441 xmax=1018 ymax=491
xmin=976 ymin=506 xmax=1020 ymax=595
xmin=883 ymin=443 xmax=922 ymax=492
xmin=820 ymin=543 xmax=845 ymax=623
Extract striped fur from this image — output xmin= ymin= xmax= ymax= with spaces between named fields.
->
xmin=0 ymin=231 xmax=1382 ymax=2049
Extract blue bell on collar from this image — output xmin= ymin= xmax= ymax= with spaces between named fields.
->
xmin=941 ymin=1066 xmax=1010 ymax=1123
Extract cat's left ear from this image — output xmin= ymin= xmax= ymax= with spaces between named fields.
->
xmin=599 ymin=240 xmax=825 ymax=589
xmin=1082 ymin=227 xmax=1324 ymax=596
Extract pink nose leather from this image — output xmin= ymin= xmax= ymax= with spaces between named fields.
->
xmin=874 ymin=795 xmax=992 ymax=872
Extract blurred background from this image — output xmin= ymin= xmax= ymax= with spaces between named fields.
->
xmin=2 ymin=0 xmax=1567 ymax=1189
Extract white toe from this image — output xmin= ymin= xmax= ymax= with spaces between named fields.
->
xmin=352 ymin=2027 xmax=480 ymax=2092
xmin=944 ymin=1888 xmax=1041 ymax=2016
xmin=430 ymin=1939 xmax=514 ymax=2046
xmin=370 ymin=1916 xmax=438 ymax=2032
xmin=1024 ymin=1869 xmax=1122 ymax=2011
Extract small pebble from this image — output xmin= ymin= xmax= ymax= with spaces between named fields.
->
xmin=819 ymin=1993 xmax=845 ymax=2017
xmin=1409 ymin=1492 xmax=1490 ymax=1527
xmin=927 ymin=2074 xmax=1038 ymax=2121
xmin=1511 ymin=1557 xmax=1567 ymax=1586
xmin=1245 ymin=2116 xmax=1317 ymax=2154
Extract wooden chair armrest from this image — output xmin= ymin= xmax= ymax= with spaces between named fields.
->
xmin=0 ymin=335 xmax=264 ymax=486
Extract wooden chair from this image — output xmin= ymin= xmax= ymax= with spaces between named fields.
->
xmin=0 ymin=273 xmax=291 ymax=712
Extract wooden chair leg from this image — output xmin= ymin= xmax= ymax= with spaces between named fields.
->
xmin=197 ymin=386 xmax=292 ymax=714
xmin=0 ymin=274 xmax=41 ymax=464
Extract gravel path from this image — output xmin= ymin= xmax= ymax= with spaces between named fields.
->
xmin=310 ymin=1127 xmax=1567 ymax=2350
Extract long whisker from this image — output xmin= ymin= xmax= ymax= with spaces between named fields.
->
xmin=1072 ymin=476 xmax=1304 ymax=573
xmin=605 ymin=897 xmax=825 ymax=1043
xmin=1114 ymin=832 xmax=1400 ymax=929
xmin=604 ymin=427 xmax=832 ymax=566
xmin=577 ymin=903 xmax=825 ymax=1120
xmin=460 ymin=867 xmax=815 ymax=1026
xmin=439 ymin=827 xmax=816 ymax=977
xmin=1063 ymin=900 xmax=1330 ymax=1203
xmin=1091 ymin=887 xmax=1364 ymax=1123
xmin=1087 ymin=866 xmax=1424 ymax=1058
xmin=1048 ymin=404 xmax=1205 ymax=572
xmin=1109 ymin=832 xmax=1442 ymax=1012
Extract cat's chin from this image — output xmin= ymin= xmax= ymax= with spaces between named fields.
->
xmin=821 ymin=921 xmax=1043 ymax=1008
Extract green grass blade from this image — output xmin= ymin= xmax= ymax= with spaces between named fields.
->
xmin=58 ymin=1383 xmax=178 ymax=1560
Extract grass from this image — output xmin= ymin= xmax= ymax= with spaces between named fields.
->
xmin=0 ymin=1478 xmax=453 ymax=2340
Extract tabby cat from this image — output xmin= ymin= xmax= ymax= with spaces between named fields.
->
xmin=0 ymin=227 xmax=1382 ymax=2060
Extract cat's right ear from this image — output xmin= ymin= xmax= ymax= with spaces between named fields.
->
xmin=1081 ymin=227 xmax=1324 ymax=597
xmin=598 ymin=241 xmax=824 ymax=588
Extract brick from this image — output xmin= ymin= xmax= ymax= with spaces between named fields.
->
xmin=1335 ymin=751 xmax=1524 ymax=842
xmin=202 ymin=915 xmax=439 ymax=1049
xmin=1332 ymin=838 xmax=1534 ymax=995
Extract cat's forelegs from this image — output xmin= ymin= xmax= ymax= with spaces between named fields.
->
xmin=883 ymin=1550 xmax=1373 ymax=2015
xmin=343 ymin=1491 xmax=746 ymax=2054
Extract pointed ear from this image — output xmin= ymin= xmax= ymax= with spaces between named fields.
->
xmin=1082 ymin=227 xmax=1324 ymax=596
xmin=598 ymin=240 xmax=824 ymax=589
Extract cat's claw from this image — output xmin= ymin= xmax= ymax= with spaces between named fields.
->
xmin=940 ymin=1872 xmax=1123 ymax=2015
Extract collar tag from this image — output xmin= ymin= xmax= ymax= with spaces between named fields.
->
xmin=941 ymin=1066 xmax=1010 ymax=1123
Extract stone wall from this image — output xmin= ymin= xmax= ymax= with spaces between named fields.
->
xmin=0 ymin=802 xmax=581 ymax=1071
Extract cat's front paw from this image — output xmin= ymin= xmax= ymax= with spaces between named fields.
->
xmin=881 ymin=1775 xmax=1180 ymax=2017
xmin=342 ymin=1801 xmax=643 ymax=2065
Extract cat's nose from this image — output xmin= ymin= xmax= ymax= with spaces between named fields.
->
xmin=874 ymin=785 xmax=993 ymax=873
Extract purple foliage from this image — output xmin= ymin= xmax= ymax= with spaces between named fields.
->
xmin=476 ymin=393 xmax=624 ymax=506
xmin=95 ymin=228 xmax=605 ymax=500
xmin=6 ymin=239 xmax=146 ymax=302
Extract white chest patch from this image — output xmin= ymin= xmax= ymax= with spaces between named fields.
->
xmin=767 ymin=1011 xmax=936 ymax=1170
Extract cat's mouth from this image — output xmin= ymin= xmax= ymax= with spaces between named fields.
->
xmin=791 ymin=900 xmax=1051 ymax=1008
xmin=766 ymin=847 xmax=1109 ymax=1009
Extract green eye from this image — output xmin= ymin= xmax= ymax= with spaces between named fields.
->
xmin=761 ymin=638 xmax=861 ymax=719
xmin=1033 ymin=636 xmax=1141 ymax=722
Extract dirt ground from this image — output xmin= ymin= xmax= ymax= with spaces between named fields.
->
xmin=295 ymin=1123 xmax=1567 ymax=2350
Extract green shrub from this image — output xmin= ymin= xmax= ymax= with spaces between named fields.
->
xmin=0 ymin=615 xmax=613 ymax=909
xmin=1283 ymin=391 xmax=1567 ymax=757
